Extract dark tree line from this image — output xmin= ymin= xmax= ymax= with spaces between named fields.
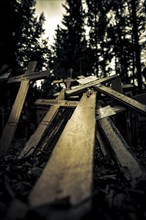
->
xmin=51 ymin=0 xmax=146 ymax=89
xmin=0 ymin=0 xmax=146 ymax=90
xmin=0 ymin=0 xmax=52 ymax=104
xmin=0 ymin=0 xmax=50 ymax=75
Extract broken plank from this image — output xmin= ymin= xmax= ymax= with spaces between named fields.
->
xmin=96 ymin=105 xmax=126 ymax=120
xmin=94 ymin=84 xmax=146 ymax=115
xmin=96 ymin=105 xmax=116 ymax=120
xmin=97 ymin=111 xmax=144 ymax=184
xmin=18 ymin=89 xmax=66 ymax=159
xmin=66 ymin=74 xmax=119 ymax=96
xmin=0 ymin=61 xmax=38 ymax=156
xmin=34 ymin=99 xmax=79 ymax=108
xmin=29 ymin=92 xmax=96 ymax=208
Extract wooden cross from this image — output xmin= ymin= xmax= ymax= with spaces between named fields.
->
xmin=29 ymin=92 xmax=96 ymax=212
xmin=66 ymin=74 xmax=119 ymax=96
xmin=52 ymin=78 xmax=75 ymax=90
xmin=0 ymin=61 xmax=50 ymax=156
xmin=63 ymin=77 xmax=75 ymax=90
xmin=18 ymin=89 xmax=66 ymax=159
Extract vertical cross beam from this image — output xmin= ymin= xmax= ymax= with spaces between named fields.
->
xmin=29 ymin=92 xmax=96 ymax=212
xmin=0 ymin=61 xmax=49 ymax=156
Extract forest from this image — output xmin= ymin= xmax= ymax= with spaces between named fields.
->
xmin=0 ymin=0 xmax=146 ymax=220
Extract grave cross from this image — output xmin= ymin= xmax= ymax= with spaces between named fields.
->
xmin=52 ymin=78 xmax=75 ymax=90
xmin=0 ymin=61 xmax=50 ymax=156
xmin=63 ymin=77 xmax=75 ymax=90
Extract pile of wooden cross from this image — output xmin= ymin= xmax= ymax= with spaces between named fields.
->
xmin=0 ymin=61 xmax=146 ymax=219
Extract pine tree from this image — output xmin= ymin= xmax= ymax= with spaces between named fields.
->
xmin=0 ymin=0 xmax=50 ymax=75
xmin=51 ymin=0 xmax=87 ymax=79
xmin=86 ymin=0 xmax=113 ymax=77
xmin=86 ymin=0 xmax=146 ymax=88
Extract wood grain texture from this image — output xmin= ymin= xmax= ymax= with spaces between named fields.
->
xmin=18 ymin=90 xmax=65 ymax=159
xmin=94 ymin=84 xmax=146 ymax=115
xmin=29 ymin=92 xmax=96 ymax=208
xmin=98 ymin=116 xmax=144 ymax=183
xmin=0 ymin=62 xmax=37 ymax=156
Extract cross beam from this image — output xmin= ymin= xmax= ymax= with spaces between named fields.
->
xmin=66 ymin=74 xmax=119 ymax=96
xmin=34 ymin=99 xmax=79 ymax=108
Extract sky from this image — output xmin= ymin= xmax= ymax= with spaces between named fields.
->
xmin=35 ymin=0 xmax=65 ymax=45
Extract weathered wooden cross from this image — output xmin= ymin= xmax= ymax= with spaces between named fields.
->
xmin=52 ymin=77 xmax=75 ymax=90
xmin=0 ymin=61 xmax=50 ymax=156
xmin=29 ymin=92 xmax=96 ymax=217
xmin=18 ymin=89 xmax=66 ymax=159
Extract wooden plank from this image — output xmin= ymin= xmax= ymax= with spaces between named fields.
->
xmin=8 ymin=70 xmax=49 ymax=83
xmin=77 ymin=75 xmax=97 ymax=84
xmin=0 ymin=61 xmax=38 ymax=156
xmin=52 ymin=79 xmax=63 ymax=84
xmin=96 ymin=105 xmax=116 ymax=120
xmin=112 ymin=105 xmax=126 ymax=114
xmin=96 ymin=105 xmax=126 ymax=119
xmin=97 ymin=111 xmax=144 ymax=184
xmin=96 ymin=129 xmax=110 ymax=159
xmin=111 ymin=78 xmax=130 ymax=144
xmin=29 ymin=92 xmax=96 ymax=208
xmin=18 ymin=90 xmax=65 ymax=159
xmin=66 ymin=74 xmax=119 ymax=96
xmin=94 ymin=84 xmax=146 ymax=115
xmin=34 ymin=99 xmax=79 ymax=108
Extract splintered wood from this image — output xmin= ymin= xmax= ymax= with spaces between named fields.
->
xmin=29 ymin=92 xmax=96 ymax=208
